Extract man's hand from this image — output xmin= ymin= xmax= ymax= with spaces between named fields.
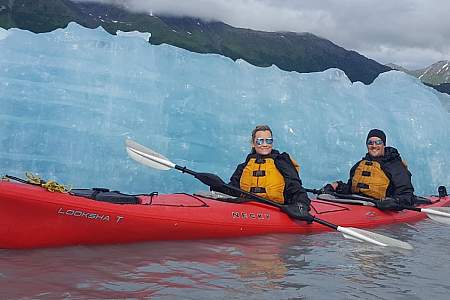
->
xmin=320 ymin=183 xmax=336 ymax=194
xmin=375 ymin=197 xmax=403 ymax=211
xmin=281 ymin=202 xmax=314 ymax=223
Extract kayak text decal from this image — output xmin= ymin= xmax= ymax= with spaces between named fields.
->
xmin=57 ymin=207 xmax=124 ymax=223
xmin=232 ymin=211 xmax=270 ymax=220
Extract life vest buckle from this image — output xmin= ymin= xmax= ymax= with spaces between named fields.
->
xmin=250 ymin=187 xmax=266 ymax=193
xmin=252 ymin=170 xmax=266 ymax=177
xmin=357 ymin=183 xmax=369 ymax=189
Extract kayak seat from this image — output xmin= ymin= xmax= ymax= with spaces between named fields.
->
xmin=70 ymin=188 xmax=140 ymax=204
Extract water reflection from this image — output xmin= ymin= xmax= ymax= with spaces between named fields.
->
xmin=0 ymin=234 xmax=314 ymax=299
xmin=1 ymin=223 xmax=450 ymax=299
xmin=228 ymin=235 xmax=312 ymax=292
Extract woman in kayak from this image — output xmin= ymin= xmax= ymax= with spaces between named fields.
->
xmin=217 ymin=125 xmax=313 ymax=222
xmin=323 ymin=129 xmax=415 ymax=210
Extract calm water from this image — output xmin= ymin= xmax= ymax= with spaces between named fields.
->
xmin=1 ymin=219 xmax=449 ymax=300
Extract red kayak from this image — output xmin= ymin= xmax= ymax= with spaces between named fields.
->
xmin=1 ymin=180 xmax=449 ymax=249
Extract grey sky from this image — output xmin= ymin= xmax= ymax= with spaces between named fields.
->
xmin=77 ymin=0 xmax=450 ymax=69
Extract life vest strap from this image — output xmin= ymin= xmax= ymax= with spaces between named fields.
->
xmin=255 ymin=158 xmax=266 ymax=164
xmin=250 ymin=187 xmax=266 ymax=193
xmin=357 ymin=183 xmax=369 ymax=189
xmin=252 ymin=170 xmax=266 ymax=177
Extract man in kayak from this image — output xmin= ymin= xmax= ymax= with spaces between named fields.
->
xmin=323 ymin=129 xmax=415 ymax=210
xmin=216 ymin=125 xmax=313 ymax=222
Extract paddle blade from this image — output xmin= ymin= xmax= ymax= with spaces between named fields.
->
xmin=316 ymin=193 xmax=375 ymax=206
xmin=126 ymin=148 xmax=169 ymax=170
xmin=126 ymin=139 xmax=170 ymax=161
xmin=422 ymin=207 xmax=450 ymax=225
xmin=126 ymin=139 xmax=174 ymax=170
xmin=428 ymin=215 xmax=450 ymax=225
xmin=338 ymin=226 xmax=413 ymax=250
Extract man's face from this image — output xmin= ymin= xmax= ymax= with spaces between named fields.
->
xmin=367 ymin=137 xmax=385 ymax=158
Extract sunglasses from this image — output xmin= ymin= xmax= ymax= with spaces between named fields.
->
xmin=367 ymin=140 xmax=384 ymax=146
xmin=255 ymin=138 xmax=273 ymax=146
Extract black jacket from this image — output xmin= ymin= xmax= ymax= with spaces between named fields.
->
xmin=336 ymin=146 xmax=415 ymax=206
xmin=226 ymin=149 xmax=310 ymax=205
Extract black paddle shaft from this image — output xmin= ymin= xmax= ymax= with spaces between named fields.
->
xmin=174 ymin=166 xmax=341 ymax=229
xmin=309 ymin=189 xmax=428 ymax=214
xmin=174 ymin=165 xmax=197 ymax=176
xmin=175 ymin=165 xmax=228 ymax=188
xmin=229 ymin=185 xmax=340 ymax=229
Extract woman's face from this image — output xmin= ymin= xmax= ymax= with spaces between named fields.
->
xmin=252 ymin=130 xmax=273 ymax=155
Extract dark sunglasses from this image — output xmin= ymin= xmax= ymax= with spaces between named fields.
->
xmin=255 ymin=138 xmax=273 ymax=145
xmin=367 ymin=140 xmax=384 ymax=146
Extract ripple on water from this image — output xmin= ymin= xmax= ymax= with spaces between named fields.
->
xmin=1 ymin=222 xmax=450 ymax=299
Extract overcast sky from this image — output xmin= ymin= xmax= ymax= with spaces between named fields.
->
xmin=78 ymin=0 xmax=449 ymax=70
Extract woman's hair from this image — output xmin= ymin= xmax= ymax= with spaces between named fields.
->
xmin=251 ymin=125 xmax=273 ymax=143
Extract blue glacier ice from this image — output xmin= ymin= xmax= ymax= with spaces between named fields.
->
xmin=0 ymin=22 xmax=449 ymax=195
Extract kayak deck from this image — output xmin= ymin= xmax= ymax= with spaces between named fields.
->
xmin=1 ymin=181 xmax=449 ymax=249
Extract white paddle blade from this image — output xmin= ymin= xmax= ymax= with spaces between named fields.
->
xmin=126 ymin=139 xmax=170 ymax=161
xmin=126 ymin=147 xmax=171 ymax=170
xmin=317 ymin=194 xmax=375 ymax=206
xmin=428 ymin=215 xmax=450 ymax=225
xmin=338 ymin=226 xmax=413 ymax=250
xmin=422 ymin=207 xmax=450 ymax=225
xmin=125 ymin=139 xmax=175 ymax=170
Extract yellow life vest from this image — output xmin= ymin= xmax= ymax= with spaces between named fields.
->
xmin=239 ymin=155 xmax=300 ymax=204
xmin=351 ymin=160 xmax=390 ymax=200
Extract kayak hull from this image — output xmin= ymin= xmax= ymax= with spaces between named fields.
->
xmin=1 ymin=181 xmax=449 ymax=249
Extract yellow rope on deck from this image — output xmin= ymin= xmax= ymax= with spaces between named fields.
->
xmin=25 ymin=172 xmax=71 ymax=193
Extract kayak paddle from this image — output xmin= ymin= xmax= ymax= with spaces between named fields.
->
xmin=402 ymin=206 xmax=450 ymax=225
xmin=307 ymin=189 xmax=450 ymax=225
xmin=126 ymin=139 xmax=413 ymax=250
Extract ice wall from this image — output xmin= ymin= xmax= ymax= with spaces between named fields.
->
xmin=0 ymin=23 xmax=449 ymax=195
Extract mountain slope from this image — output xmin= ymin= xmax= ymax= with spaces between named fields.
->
xmin=386 ymin=63 xmax=410 ymax=74
xmin=426 ymin=82 xmax=450 ymax=94
xmin=0 ymin=0 xmax=391 ymax=84
xmin=390 ymin=61 xmax=450 ymax=85
xmin=389 ymin=61 xmax=450 ymax=95
xmin=414 ymin=61 xmax=450 ymax=85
